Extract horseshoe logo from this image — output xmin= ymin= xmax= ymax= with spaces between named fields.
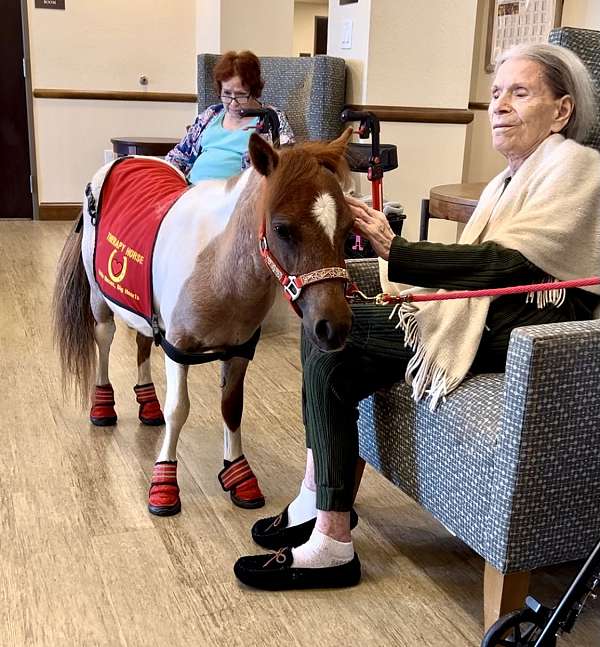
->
xmin=108 ymin=249 xmax=128 ymax=283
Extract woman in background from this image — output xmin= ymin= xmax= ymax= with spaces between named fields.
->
xmin=166 ymin=50 xmax=294 ymax=182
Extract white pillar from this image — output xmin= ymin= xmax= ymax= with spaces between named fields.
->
xmin=196 ymin=0 xmax=221 ymax=54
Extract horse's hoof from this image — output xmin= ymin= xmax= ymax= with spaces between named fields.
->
xmin=134 ymin=383 xmax=165 ymax=426
xmin=90 ymin=414 xmax=118 ymax=427
xmin=148 ymin=461 xmax=180 ymax=516
xmin=231 ymin=489 xmax=265 ymax=509
xmin=90 ymin=384 xmax=117 ymax=426
xmin=148 ymin=500 xmax=181 ymax=516
xmin=140 ymin=415 xmax=165 ymax=426
xmin=218 ymin=456 xmax=265 ymax=509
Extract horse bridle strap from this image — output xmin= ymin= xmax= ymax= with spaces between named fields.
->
xmin=258 ymin=220 xmax=349 ymax=305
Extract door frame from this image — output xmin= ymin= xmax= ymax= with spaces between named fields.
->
xmin=20 ymin=0 xmax=38 ymax=220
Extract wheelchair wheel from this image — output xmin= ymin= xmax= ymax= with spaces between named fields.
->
xmin=481 ymin=608 xmax=555 ymax=647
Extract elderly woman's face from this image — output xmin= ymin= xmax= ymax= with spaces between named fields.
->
xmin=489 ymin=57 xmax=572 ymax=168
xmin=220 ymin=75 xmax=251 ymax=117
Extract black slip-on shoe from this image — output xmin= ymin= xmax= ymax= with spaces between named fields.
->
xmin=234 ymin=547 xmax=361 ymax=591
xmin=251 ymin=506 xmax=359 ymax=550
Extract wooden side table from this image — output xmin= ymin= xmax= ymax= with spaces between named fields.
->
xmin=420 ymin=182 xmax=486 ymax=240
xmin=111 ymin=137 xmax=180 ymax=158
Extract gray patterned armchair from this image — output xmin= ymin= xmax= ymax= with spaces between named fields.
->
xmin=348 ymin=26 xmax=600 ymax=631
xmin=197 ymin=54 xmax=346 ymax=142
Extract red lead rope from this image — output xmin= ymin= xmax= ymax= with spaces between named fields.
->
xmin=374 ymin=276 xmax=600 ymax=304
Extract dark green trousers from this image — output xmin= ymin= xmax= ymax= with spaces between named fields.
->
xmin=301 ymin=304 xmax=505 ymax=512
xmin=301 ymin=304 xmax=415 ymax=511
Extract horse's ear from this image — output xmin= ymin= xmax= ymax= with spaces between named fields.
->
xmin=249 ymin=133 xmax=279 ymax=177
xmin=331 ymin=126 xmax=354 ymax=148
xmin=304 ymin=127 xmax=353 ymax=179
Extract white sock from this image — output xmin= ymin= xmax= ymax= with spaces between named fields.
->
xmin=286 ymin=481 xmax=317 ymax=527
xmin=291 ymin=529 xmax=354 ymax=568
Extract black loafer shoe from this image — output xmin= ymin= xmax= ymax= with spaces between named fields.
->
xmin=234 ymin=547 xmax=361 ymax=591
xmin=251 ymin=506 xmax=359 ymax=550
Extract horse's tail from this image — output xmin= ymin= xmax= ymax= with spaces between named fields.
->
xmin=51 ymin=216 xmax=96 ymax=406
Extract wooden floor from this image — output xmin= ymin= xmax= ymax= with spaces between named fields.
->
xmin=1 ymin=221 xmax=598 ymax=647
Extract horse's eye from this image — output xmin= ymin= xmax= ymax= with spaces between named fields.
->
xmin=273 ymin=224 xmax=293 ymax=241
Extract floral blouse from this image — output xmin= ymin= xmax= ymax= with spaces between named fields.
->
xmin=165 ymin=103 xmax=295 ymax=176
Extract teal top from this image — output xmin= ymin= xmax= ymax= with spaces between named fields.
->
xmin=188 ymin=111 xmax=258 ymax=183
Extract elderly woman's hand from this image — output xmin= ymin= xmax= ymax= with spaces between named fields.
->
xmin=346 ymin=195 xmax=396 ymax=261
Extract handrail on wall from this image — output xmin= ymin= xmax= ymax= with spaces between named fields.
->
xmin=34 ymin=88 xmax=475 ymax=125
xmin=33 ymin=88 xmax=197 ymax=103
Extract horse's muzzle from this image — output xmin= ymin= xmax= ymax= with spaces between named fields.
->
xmin=312 ymin=316 xmax=351 ymax=351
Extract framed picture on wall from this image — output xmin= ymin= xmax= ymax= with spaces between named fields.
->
xmin=485 ymin=0 xmax=563 ymax=72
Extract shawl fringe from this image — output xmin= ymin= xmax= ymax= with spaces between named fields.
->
xmin=526 ymin=277 xmax=566 ymax=309
xmin=390 ymin=303 xmax=461 ymax=411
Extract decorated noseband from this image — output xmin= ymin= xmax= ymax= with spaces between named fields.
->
xmin=258 ymin=217 xmax=349 ymax=316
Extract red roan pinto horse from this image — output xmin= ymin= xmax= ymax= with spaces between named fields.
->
xmin=53 ymin=130 xmax=354 ymax=515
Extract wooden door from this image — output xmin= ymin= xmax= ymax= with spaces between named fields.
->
xmin=0 ymin=1 xmax=33 ymax=219
xmin=314 ymin=16 xmax=328 ymax=56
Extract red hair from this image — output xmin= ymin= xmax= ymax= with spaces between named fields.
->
xmin=213 ymin=50 xmax=264 ymax=98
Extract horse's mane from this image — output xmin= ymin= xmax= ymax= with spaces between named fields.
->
xmin=268 ymin=140 xmax=352 ymax=208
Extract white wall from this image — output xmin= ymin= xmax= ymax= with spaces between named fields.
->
xmin=293 ymin=1 xmax=328 ymax=57
xmin=28 ymin=0 xmax=197 ymax=203
xmin=28 ymin=0 xmax=196 ymax=93
xmin=327 ymin=0 xmax=372 ymax=104
xmin=220 ymin=0 xmax=294 ymax=55
xmin=366 ymin=0 xmax=477 ymax=109
xmin=562 ymin=0 xmax=600 ymax=29
xmin=196 ymin=0 xmax=221 ymax=54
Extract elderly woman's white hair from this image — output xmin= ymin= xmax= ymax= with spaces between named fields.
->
xmin=496 ymin=43 xmax=598 ymax=143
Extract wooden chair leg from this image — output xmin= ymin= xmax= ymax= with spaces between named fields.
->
xmin=483 ymin=561 xmax=530 ymax=631
xmin=419 ymin=198 xmax=430 ymax=241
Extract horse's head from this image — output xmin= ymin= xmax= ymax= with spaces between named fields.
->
xmin=249 ymin=129 xmax=354 ymax=351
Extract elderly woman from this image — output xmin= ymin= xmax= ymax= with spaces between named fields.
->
xmin=166 ymin=50 xmax=294 ymax=182
xmin=233 ymin=42 xmax=600 ymax=591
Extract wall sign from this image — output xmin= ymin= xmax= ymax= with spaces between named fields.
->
xmin=35 ymin=0 xmax=65 ymax=9
xmin=485 ymin=0 xmax=563 ymax=72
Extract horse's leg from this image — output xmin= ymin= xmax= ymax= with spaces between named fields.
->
xmin=89 ymin=292 xmax=118 ymax=426
xmin=148 ymin=357 xmax=189 ymax=516
xmin=217 ymin=357 xmax=265 ymax=509
xmin=133 ymin=333 xmax=165 ymax=426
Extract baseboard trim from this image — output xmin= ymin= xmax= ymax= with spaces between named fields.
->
xmin=39 ymin=203 xmax=81 ymax=221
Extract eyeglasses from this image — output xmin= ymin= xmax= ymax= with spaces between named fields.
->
xmin=220 ymin=93 xmax=251 ymax=105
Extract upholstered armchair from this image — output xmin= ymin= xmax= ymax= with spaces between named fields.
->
xmin=347 ymin=26 xmax=600 ymax=630
xmin=197 ymin=54 xmax=346 ymax=142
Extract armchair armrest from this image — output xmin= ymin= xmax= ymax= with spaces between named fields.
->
xmin=487 ymin=319 xmax=600 ymax=572
xmin=346 ymin=258 xmax=382 ymax=295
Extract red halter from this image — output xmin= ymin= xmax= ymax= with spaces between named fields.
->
xmin=258 ymin=216 xmax=349 ymax=316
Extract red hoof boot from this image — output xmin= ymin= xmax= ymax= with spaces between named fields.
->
xmin=90 ymin=384 xmax=117 ymax=426
xmin=134 ymin=383 xmax=165 ymax=426
xmin=148 ymin=461 xmax=181 ymax=516
xmin=218 ymin=455 xmax=265 ymax=509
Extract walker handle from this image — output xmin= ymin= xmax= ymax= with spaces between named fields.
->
xmin=239 ymin=107 xmax=280 ymax=148
xmin=341 ymin=109 xmax=373 ymax=123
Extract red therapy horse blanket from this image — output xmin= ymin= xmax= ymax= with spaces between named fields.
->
xmin=94 ymin=157 xmax=188 ymax=321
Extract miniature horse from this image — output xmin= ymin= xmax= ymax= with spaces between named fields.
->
xmin=52 ymin=130 xmax=354 ymax=516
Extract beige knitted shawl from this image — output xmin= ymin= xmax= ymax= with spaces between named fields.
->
xmin=380 ymin=134 xmax=600 ymax=410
